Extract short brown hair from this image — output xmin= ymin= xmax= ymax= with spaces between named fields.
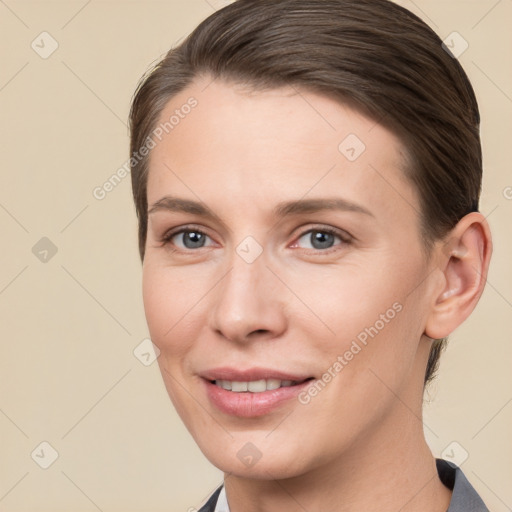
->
xmin=129 ymin=0 xmax=482 ymax=385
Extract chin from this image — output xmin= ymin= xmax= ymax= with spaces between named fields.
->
xmin=212 ymin=453 xmax=309 ymax=480
xmin=192 ymin=430 xmax=320 ymax=480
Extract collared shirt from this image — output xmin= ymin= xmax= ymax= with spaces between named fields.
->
xmin=198 ymin=459 xmax=489 ymax=512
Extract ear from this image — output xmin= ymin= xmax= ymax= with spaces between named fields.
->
xmin=424 ymin=212 xmax=493 ymax=340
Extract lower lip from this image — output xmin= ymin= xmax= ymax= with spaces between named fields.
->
xmin=203 ymin=379 xmax=312 ymax=418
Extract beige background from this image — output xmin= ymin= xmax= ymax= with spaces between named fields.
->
xmin=0 ymin=0 xmax=510 ymax=510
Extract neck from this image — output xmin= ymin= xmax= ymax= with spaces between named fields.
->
xmin=224 ymin=397 xmax=452 ymax=512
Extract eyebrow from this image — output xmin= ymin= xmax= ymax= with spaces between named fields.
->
xmin=147 ymin=196 xmax=374 ymax=220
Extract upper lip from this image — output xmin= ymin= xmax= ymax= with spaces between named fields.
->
xmin=200 ymin=367 xmax=313 ymax=382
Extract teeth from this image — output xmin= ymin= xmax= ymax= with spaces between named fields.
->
xmin=266 ymin=378 xmax=281 ymax=390
xmin=247 ymin=379 xmax=266 ymax=392
xmin=214 ymin=379 xmax=300 ymax=392
xmin=231 ymin=381 xmax=248 ymax=392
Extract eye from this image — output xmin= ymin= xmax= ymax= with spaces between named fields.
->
xmin=159 ymin=224 xmax=352 ymax=254
xmin=160 ymin=226 xmax=215 ymax=251
xmin=293 ymin=227 xmax=351 ymax=252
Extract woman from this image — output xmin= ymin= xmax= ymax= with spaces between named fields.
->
xmin=128 ymin=0 xmax=492 ymax=510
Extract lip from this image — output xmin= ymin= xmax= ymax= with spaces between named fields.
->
xmin=200 ymin=367 xmax=315 ymax=418
xmin=200 ymin=367 xmax=313 ymax=382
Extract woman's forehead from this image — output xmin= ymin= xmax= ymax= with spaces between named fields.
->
xmin=146 ymin=79 xmax=418 ymax=221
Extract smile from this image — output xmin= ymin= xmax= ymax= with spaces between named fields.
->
xmin=201 ymin=369 xmax=315 ymax=417
xmin=213 ymin=378 xmax=311 ymax=393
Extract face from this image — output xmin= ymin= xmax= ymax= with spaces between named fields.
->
xmin=142 ymin=76 xmax=438 ymax=478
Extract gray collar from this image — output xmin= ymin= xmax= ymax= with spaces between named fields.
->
xmin=436 ymin=458 xmax=489 ymax=512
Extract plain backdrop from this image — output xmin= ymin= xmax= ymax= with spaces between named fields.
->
xmin=0 ymin=1 xmax=511 ymax=511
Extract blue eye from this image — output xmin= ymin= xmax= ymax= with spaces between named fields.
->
xmin=179 ymin=230 xmax=209 ymax=249
xmin=162 ymin=228 xmax=213 ymax=250
xmin=295 ymin=228 xmax=347 ymax=251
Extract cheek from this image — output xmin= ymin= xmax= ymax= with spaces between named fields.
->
xmin=142 ymin=267 xmax=168 ymax=341
xmin=142 ymin=267 xmax=200 ymax=413
xmin=142 ymin=263 xmax=192 ymax=355
xmin=296 ymin=265 xmax=399 ymax=337
xmin=304 ymin=259 xmax=425 ymax=375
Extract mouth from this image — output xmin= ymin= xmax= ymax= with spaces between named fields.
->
xmin=210 ymin=377 xmax=314 ymax=393
xmin=200 ymin=368 xmax=316 ymax=417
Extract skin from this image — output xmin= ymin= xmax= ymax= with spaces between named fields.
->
xmin=141 ymin=75 xmax=492 ymax=512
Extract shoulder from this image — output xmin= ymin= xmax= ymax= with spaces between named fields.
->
xmin=436 ymin=458 xmax=490 ymax=512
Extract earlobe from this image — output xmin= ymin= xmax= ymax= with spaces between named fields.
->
xmin=425 ymin=212 xmax=492 ymax=340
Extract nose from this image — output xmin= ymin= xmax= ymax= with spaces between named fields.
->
xmin=209 ymin=247 xmax=287 ymax=344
